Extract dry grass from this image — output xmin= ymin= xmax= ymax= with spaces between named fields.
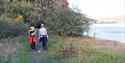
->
xmin=72 ymin=37 xmax=125 ymax=53
xmin=39 ymin=35 xmax=125 ymax=63
xmin=0 ymin=36 xmax=32 ymax=63
xmin=49 ymin=34 xmax=125 ymax=53
xmin=0 ymin=38 xmax=19 ymax=55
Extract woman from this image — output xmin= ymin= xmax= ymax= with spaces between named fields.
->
xmin=29 ymin=26 xmax=37 ymax=51
xmin=39 ymin=24 xmax=48 ymax=50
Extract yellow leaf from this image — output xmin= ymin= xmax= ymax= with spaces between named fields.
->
xmin=16 ymin=15 xmax=23 ymax=21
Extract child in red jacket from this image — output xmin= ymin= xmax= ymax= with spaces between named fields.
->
xmin=29 ymin=26 xmax=37 ymax=51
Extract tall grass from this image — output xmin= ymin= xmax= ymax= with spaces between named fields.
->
xmin=0 ymin=36 xmax=32 ymax=63
xmin=37 ymin=34 xmax=125 ymax=63
xmin=1 ymin=29 xmax=125 ymax=63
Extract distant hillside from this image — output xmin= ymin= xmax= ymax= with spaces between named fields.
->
xmin=100 ymin=15 xmax=125 ymax=22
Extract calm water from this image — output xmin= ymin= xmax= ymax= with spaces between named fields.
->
xmin=89 ymin=22 xmax=125 ymax=43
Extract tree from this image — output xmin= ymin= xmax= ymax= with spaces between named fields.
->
xmin=0 ymin=0 xmax=5 ymax=15
xmin=2 ymin=0 xmax=90 ymax=37
xmin=33 ymin=8 xmax=90 ymax=36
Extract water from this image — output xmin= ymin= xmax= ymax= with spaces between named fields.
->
xmin=88 ymin=22 xmax=125 ymax=43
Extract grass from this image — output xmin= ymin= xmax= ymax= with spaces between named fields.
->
xmin=0 ymin=36 xmax=32 ymax=63
xmin=79 ymin=46 xmax=125 ymax=63
xmin=0 ymin=30 xmax=125 ymax=63
xmin=37 ymin=34 xmax=125 ymax=63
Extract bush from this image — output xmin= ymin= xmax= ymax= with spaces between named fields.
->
xmin=0 ymin=18 xmax=28 ymax=39
xmin=33 ymin=8 xmax=90 ymax=36
xmin=6 ymin=1 xmax=34 ymax=18
xmin=57 ymin=41 xmax=79 ymax=58
xmin=4 ymin=1 xmax=91 ymax=37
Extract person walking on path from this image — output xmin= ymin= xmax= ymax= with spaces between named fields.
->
xmin=39 ymin=24 xmax=48 ymax=50
xmin=29 ymin=26 xmax=37 ymax=51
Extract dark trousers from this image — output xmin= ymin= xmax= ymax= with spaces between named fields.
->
xmin=39 ymin=36 xmax=48 ymax=50
xmin=31 ymin=42 xmax=36 ymax=50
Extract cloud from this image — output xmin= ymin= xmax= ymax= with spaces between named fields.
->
xmin=68 ymin=0 xmax=125 ymax=19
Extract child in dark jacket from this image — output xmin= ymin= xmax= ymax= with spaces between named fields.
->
xmin=39 ymin=24 xmax=48 ymax=50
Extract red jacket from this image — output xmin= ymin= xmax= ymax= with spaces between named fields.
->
xmin=29 ymin=36 xmax=36 ymax=44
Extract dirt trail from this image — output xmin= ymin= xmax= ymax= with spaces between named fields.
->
xmin=32 ymin=51 xmax=48 ymax=63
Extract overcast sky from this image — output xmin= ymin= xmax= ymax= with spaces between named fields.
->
xmin=68 ymin=0 xmax=125 ymax=19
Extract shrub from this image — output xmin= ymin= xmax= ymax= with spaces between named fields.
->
xmin=0 ymin=18 xmax=28 ymax=39
xmin=58 ymin=41 xmax=79 ymax=58
xmin=33 ymin=8 xmax=90 ymax=36
xmin=6 ymin=1 xmax=34 ymax=18
xmin=4 ymin=1 xmax=91 ymax=37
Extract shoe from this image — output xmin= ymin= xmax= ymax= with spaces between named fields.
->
xmin=37 ymin=50 xmax=41 ymax=53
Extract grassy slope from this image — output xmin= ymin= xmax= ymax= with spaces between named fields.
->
xmin=38 ymin=36 xmax=125 ymax=63
xmin=0 ymin=36 xmax=32 ymax=63
xmin=35 ymin=29 xmax=125 ymax=63
xmin=0 ymin=30 xmax=125 ymax=63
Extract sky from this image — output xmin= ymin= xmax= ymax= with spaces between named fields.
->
xmin=68 ymin=0 xmax=125 ymax=19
